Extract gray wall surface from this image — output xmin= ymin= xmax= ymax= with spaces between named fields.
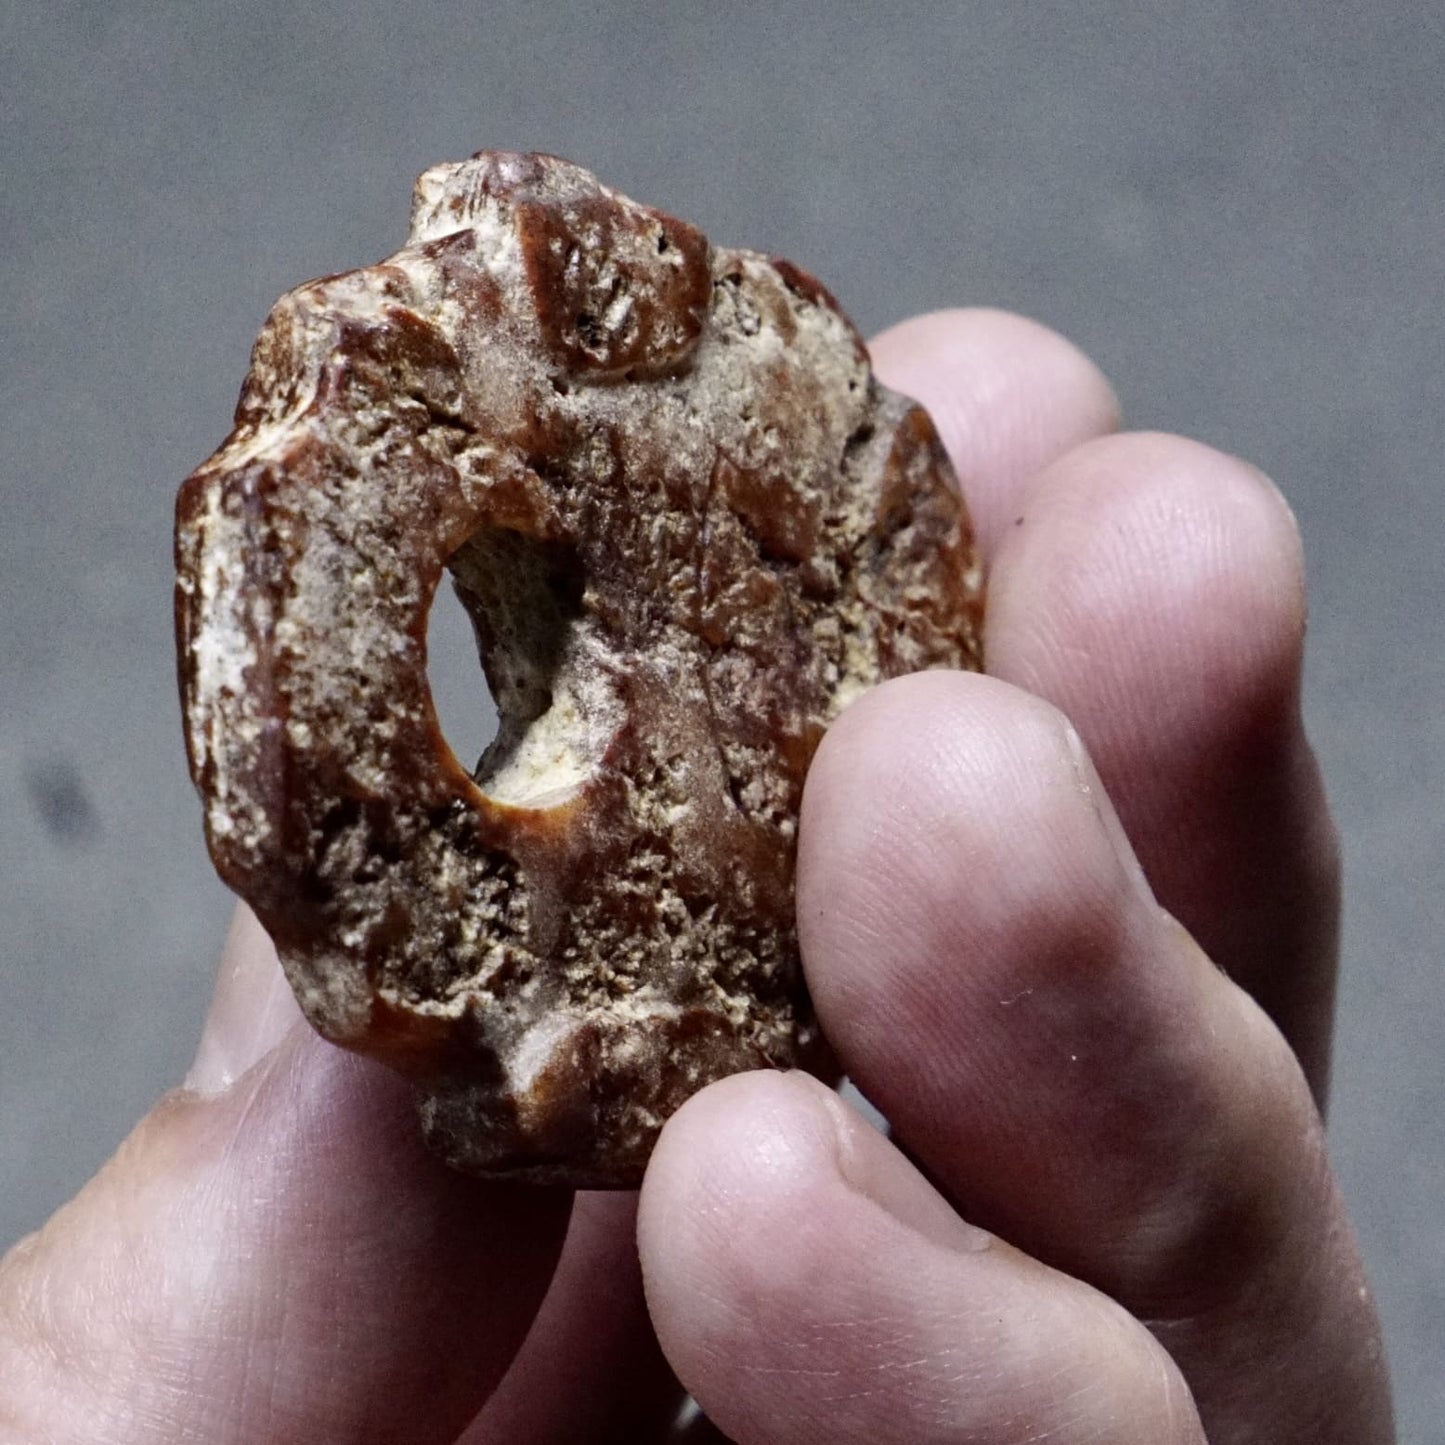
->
xmin=3 ymin=1 xmax=1441 ymax=1436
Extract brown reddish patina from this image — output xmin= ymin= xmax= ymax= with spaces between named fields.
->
xmin=176 ymin=152 xmax=982 ymax=1186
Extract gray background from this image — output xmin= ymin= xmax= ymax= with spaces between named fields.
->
xmin=3 ymin=0 xmax=1441 ymax=1436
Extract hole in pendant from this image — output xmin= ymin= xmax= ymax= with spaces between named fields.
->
xmin=426 ymin=575 xmax=500 ymax=776
xmin=431 ymin=526 xmax=604 ymax=811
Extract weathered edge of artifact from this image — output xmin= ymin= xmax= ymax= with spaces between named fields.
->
xmin=175 ymin=151 xmax=984 ymax=1186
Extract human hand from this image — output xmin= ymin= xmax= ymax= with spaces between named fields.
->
xmin=641 ymin=309 xmax=1392 ymax=1443
xmin=0 ymin=310 xmax=1392 ymax=1443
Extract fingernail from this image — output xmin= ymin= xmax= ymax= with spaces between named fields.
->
xmin=185 ymin=904 xmax=304 ymax=1095
xmin=795 ymin=1074 xmax=993 ymax=1254
xmin=1061 ymin=722 xmax=1154 ymax=899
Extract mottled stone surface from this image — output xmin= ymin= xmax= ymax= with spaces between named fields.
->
xmin=176 ymin=152 xmax=982 ymax=1185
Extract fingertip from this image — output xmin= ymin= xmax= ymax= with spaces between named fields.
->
xmin=639 ymin=1071 xmax=1205 ymax=1445
xmin=642 ymin=1070 xmax=983 ymax=1272
xmin=988 ymin=431 xmax=1310 ymax=755
xmin=800 ymin=672 xmax=1147 ymax=1055
xmin=639 ymin=1073 xmax=838 ymax=1412
xmin=640 ymin=1071 xmax=838 ymax=1266
xmin=870 ymin=308 xmax=1120 ymax=555
xmin=186 ymin=903 xmax=301 ymax=1096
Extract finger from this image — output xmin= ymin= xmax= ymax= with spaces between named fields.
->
xmin=640 ymin=1070 xmax=1205 ymax=1445
xmin=183 ymin=901 xmax=304 ymax=1092
xmin=798 ymin=673 xmax=1391 ymax=1444
xmin=0 ymin=910 xmax=570 ymax=1444
xmin=870 ymin=308 xmax=1120 ymax=559
xmin=983 ymin=433 xmax=1339 ymax=1091
xmin=461 ymin=1191 xmax=683 ymax=1444
xmin=189 ymin=909 xmax=684 ymax=1442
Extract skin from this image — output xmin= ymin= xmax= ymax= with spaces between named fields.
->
xmin=0 ymin=308 xmax=1393 ymax=1443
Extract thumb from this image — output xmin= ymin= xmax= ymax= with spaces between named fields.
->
xmin=0 ymin=906 xmax=569 ymax=1444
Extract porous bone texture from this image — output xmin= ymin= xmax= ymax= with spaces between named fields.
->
xmin=175 ymin=152 xmax=984 ymax=1185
